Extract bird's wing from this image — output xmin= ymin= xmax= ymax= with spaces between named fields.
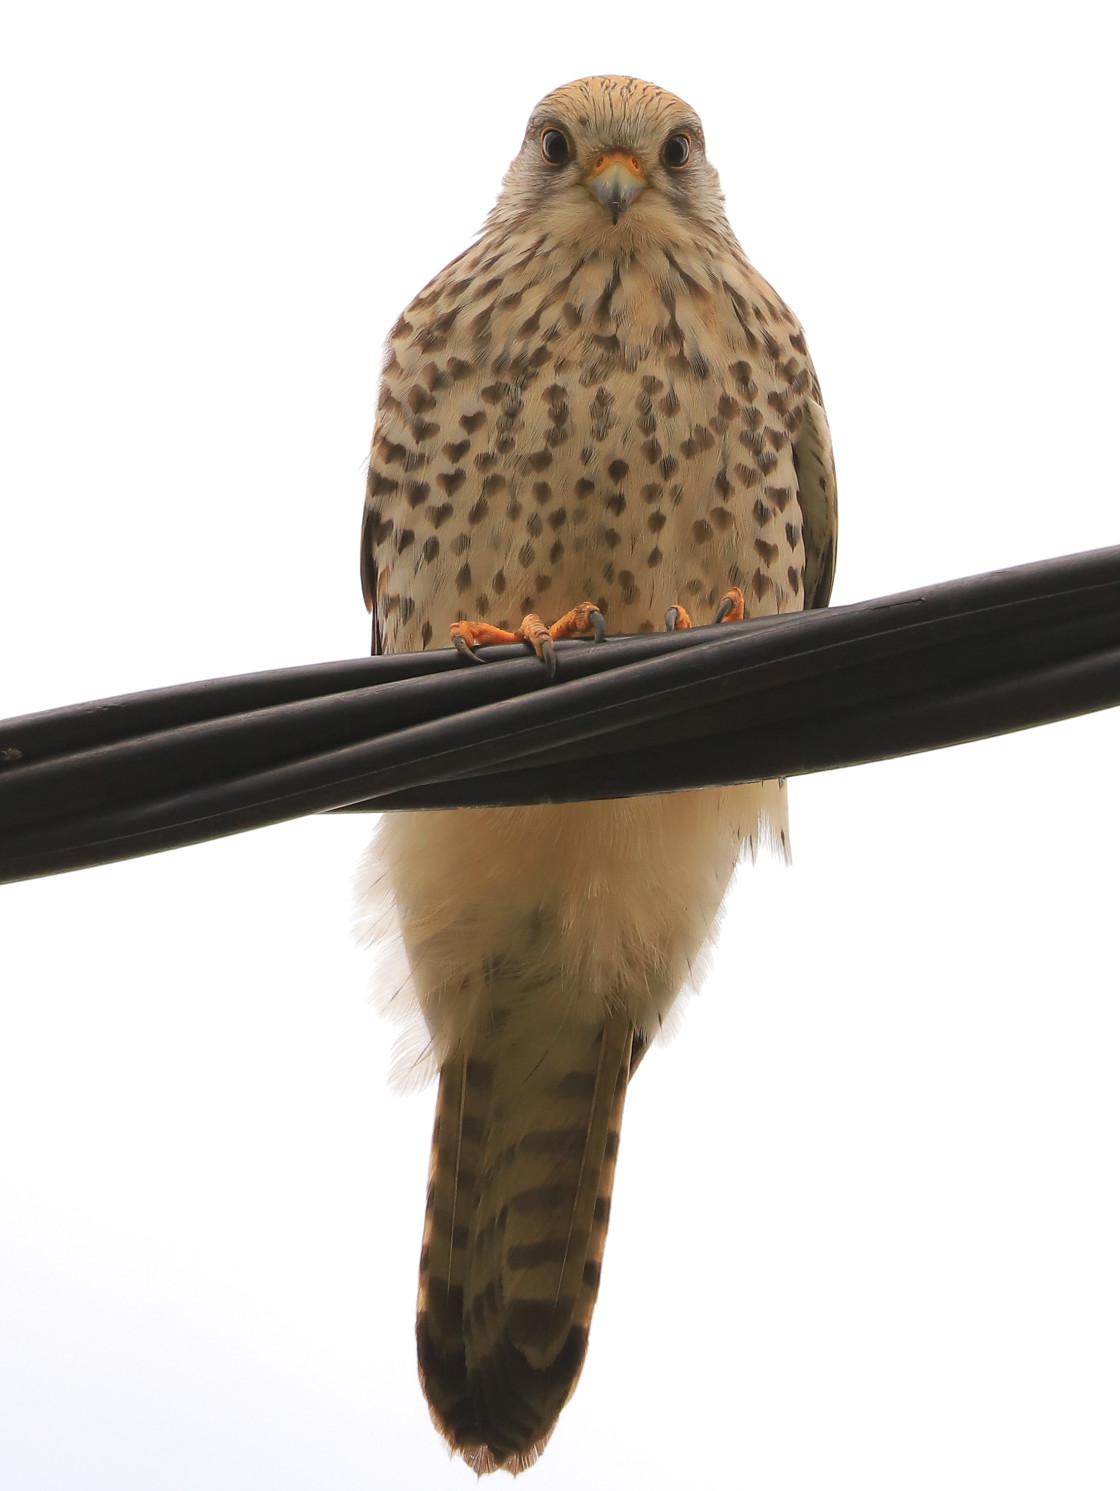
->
xmin=360 ymin=493 xmax=383 ymax=656
xmin=794 ymin=393 xmax=838 ymax=610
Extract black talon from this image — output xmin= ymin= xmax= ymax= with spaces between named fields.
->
xmin=454 ymin=636 xmax=486 ymax=665
xmin=712 ymin=595 xmax=736 ymax=625
xmin=590 ymin=609 xmax=607 ymax=644
xmin=665 ymin=605 xmax=682 ymax=631
xmin=540 ymin=636 xmax=557 ymax=682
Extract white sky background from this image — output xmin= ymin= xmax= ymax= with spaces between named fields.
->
xmin=1 ymin=2 xmax=1117 ymax=1486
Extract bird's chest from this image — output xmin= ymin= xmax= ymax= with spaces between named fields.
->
xmin=373 ymin=264 xmax=805 ymax=644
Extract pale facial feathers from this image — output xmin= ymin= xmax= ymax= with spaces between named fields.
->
xmin=487 ymin=76 xmax=732 ymax=252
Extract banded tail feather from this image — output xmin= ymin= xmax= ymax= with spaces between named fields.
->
xmin=417 ymin=1015 xmax=635 ymax=1473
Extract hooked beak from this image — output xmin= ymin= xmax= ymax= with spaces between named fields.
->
xmin=585 ymin=150 xmax=646 ymax=224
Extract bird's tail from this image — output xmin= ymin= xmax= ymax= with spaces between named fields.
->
xmin=357 ymin=788 xmax=790 ymax=1469
xmin=417 ymin=1012 xmax=635 ymax=1474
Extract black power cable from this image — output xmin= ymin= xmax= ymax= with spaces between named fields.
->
xmin=1 ymin=545 xmax=1117 ymax=886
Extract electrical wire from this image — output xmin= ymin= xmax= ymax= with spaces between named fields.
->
xmin=1 ymin=545 xmax=1117 ymax=885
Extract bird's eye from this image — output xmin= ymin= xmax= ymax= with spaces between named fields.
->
xmin=663 ymin=133 xmax=691 ymax=169
xmin=540 ymin=129 xmax=571 ymax=166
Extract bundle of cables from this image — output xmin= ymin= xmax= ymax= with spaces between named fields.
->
xmin=2 ymin=545 xmax=1118 ymax=886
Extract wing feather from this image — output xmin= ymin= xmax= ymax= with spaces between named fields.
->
xmin=794 ymin=394 xmax=838 ymax=609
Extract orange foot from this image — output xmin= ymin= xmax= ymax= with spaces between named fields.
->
xmin=451 ymin=601 xmax=606 ymax=681
xmin=664 ymin=587 xmax=745 ymax=631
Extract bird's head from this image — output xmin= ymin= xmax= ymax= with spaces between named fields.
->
xmin=487 ymin=76 xmax=730 ymax=249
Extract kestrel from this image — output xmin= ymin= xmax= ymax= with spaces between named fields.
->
xmin=358 ymin=76 xmax=837 ymax=1473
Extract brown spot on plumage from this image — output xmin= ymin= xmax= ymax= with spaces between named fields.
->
xmin=437 ymin=470 xmax=466 ymax=498
xmin=408 ymin=385 xmax=437 ymax=414
xmin=378 ymin=437 xmax=408 ymax=466
xmin=589 ymin=387 xmax=614 ymax=440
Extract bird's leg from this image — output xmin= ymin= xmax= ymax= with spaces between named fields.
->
xmin=452 ymin=601 xmax=606 ymax=681
xmin=664 ymin=586 xmax=745 ymax=631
